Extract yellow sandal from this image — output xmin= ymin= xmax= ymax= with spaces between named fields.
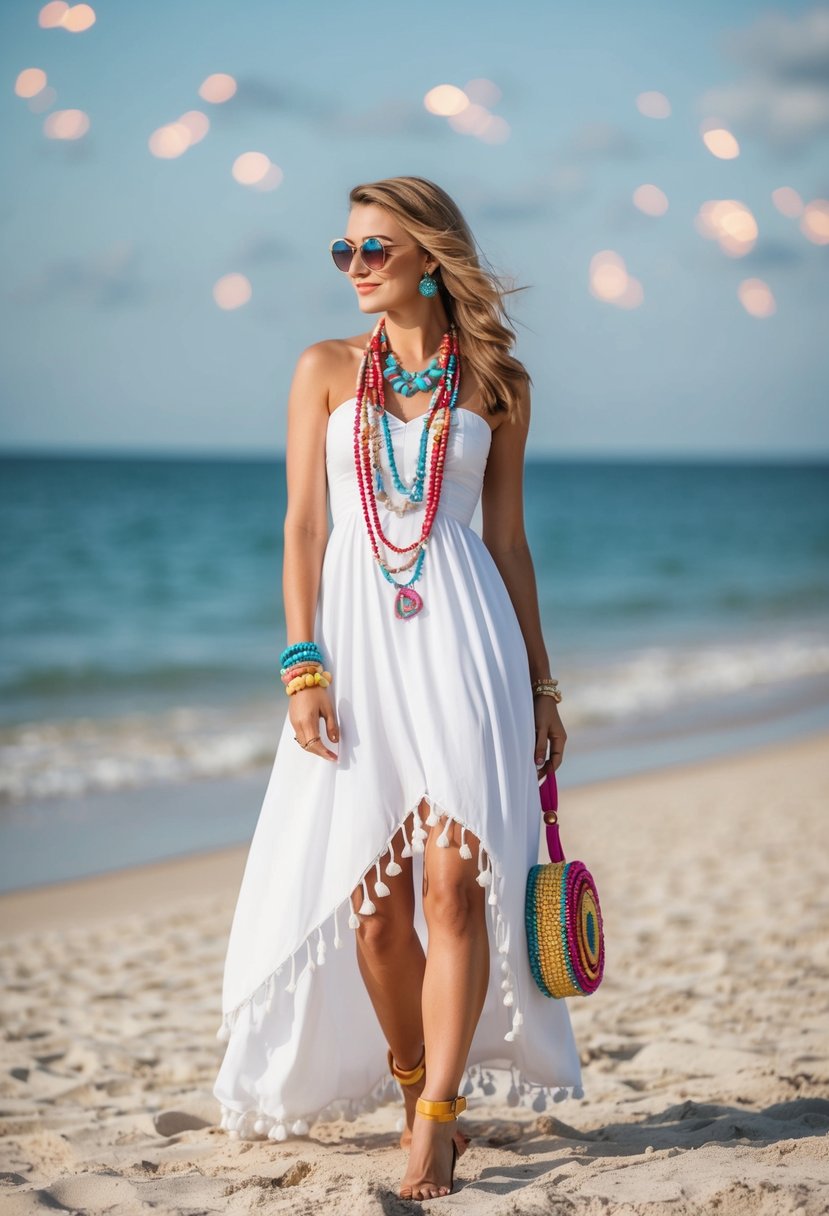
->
xmin=387 ymin=1046 xmax=426 ymax=1086
xmin=411 ymin=1095 xmax=467 ymax=1196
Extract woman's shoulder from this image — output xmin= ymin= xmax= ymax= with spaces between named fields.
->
xmin=294 ymin=333 xmax=369 ymax=376
xmin=293 ymin=334 xmax=371 ymax=413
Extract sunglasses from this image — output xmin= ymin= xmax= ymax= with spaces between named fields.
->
xmin=329 ymin=236 xmax=413 ymax=273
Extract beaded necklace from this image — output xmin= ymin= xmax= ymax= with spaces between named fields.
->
xmin=354 ymin=316 xmax=461 ymax=620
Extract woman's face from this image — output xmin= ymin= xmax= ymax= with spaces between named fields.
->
xmin=342 ymin=203 xmax=432 ymax=315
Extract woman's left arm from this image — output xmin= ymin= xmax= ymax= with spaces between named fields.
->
xmin=480 ymin=379 xmax=566 ymax=776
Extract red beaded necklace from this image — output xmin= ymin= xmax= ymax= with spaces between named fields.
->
xmin=353 ymin=316 xmax=461 ymax=620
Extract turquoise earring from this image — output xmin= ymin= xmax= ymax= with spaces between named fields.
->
xmin=418 ymin=271 xmax=438 ymax=298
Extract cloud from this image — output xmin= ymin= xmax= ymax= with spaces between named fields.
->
xmin=701 ymin=6 xmax=829 ymax=150
xmin=9 ymin=241 xmax=149 ymax=308
xmin=330 ymin=99 xmax=445 ymax=138
xmin=567 ymin=121 xmax=642 ymax=161
xmin=233 ymin=232 xmax=291 ymax=267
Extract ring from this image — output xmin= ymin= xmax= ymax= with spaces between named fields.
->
xmin=303 ymin=735 xmax=321 ymax=750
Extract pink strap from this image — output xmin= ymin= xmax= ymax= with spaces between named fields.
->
xmin=539 ymin=770 xmax=564 ymax=863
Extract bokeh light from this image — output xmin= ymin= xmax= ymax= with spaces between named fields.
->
xmin=43 ymin=109 xmax=90 ymax=140
xmin=801 ymin=199 xmax=829 ymax=246
xmin=701 ymin=125 xmax=740 ymax=160
xmin=695 ymin=200 xmax=757 ymax=257
xmin=38 ymin=2 xmax=68 ymax=28
xmin=738 ymin=279 xmax=776 ymax=318
xmin=148 ymin=123 xmax=190 ymax=159
xmin=448 ymin=103 xmax=491 ymax=137
xmin=771 ymin=187 xmax=804 ymax=219
xmin=636 ymin=91 xmax=671 ymax=119
xmin=423 ymin=85 xmax=469 ymax=117
xmin=199 ymin=74 xmax=237 ymax=104
xmin=478 ymin=115 xmax=510 ymax=145
xmin=232 ymin=152 xmax=272 ymax=186
xmin=465 ymin=78 xmax=501 ymax=107
xmin=213 ymin=273 xmax=252 ymax=310
xmin=250 ymin=163 xmax=284 ymax=192
xmin=15 ymin=69 xmax=47 ymax=99
xmin=589 ymin=250 xmax=642 ymax=308
xmin=633 ymin=184 xmax=669 ymax=217
xmin=62 ymin=4 xmax=96 ymax=32
xmin=178 ymin=111 xmax=210 ymax=146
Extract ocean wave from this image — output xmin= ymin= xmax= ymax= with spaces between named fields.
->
xmin=1 ymin=628 xmax=827 ymax=805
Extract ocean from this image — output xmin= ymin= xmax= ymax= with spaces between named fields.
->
xmin=1 ymin=453 xmax=828 ymax=890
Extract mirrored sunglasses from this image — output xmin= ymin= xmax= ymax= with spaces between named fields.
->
xmin=329 ymin=236 xmax=404 ymax=273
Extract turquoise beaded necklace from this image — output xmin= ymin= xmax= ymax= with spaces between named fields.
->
xmin=382 ymin=347 xmax=447 ymax=397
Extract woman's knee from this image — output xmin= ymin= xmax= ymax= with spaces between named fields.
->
xmin=423 ymin=866 xmax=484 ymax=937
xmin=351 ymin=876 xmax=415 ymax=957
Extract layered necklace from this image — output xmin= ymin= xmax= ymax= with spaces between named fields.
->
xmin=353 ymin=316 xmax=461 ymax=620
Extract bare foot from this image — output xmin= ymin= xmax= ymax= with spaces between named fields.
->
xmin=398 ymin=1111 xmax=459 ymax=1201
xmin=399 ymin=1074 xmax=470 ymax=1158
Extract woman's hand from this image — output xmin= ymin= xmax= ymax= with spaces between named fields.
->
xmin=533 ymin=695 xmax=567 ymax=779
xmin=288 ymin=688 xmax=339 ymax=762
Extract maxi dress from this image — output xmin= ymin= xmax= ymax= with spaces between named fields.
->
xmin=214 ymin=396 xmax=584 ymax=1142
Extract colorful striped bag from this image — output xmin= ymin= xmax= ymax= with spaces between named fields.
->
xmin=525 ymin=769 xmax=605 ymax=998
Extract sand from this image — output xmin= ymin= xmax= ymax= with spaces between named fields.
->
xmin=1 ymin=729 xmax=828 ymax=1214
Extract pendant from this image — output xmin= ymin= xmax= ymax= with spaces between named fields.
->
xmin=394 ymin=586 xmax=423 ymax=619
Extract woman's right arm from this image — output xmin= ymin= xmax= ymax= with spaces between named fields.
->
xmin=282 ymin=343 xmax=339 ymax=759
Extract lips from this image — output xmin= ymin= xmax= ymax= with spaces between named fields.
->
xmin=356 ymin=283 xmax=380 ymax=294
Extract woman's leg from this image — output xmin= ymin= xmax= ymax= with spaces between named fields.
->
xmin=350 ymin=812 xmax=425 ymax=1147
xmin=399 ymin=818 xmax=489 ymax=1200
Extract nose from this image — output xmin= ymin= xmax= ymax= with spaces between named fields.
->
xmin=348 ymin=250 xmax=369 ymax=280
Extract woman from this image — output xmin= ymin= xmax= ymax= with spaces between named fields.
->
xmin=214 ymin=176 xmax=583 ymax=1201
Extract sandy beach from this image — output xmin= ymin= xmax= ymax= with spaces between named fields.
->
xmin=1 ymin=729 xmax=828 ymax=1214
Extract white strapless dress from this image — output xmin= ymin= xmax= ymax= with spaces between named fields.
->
xmin=214 ymin=398 xmax=583 ymax=1141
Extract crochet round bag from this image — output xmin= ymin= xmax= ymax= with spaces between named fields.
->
xmin=525 ymin=769 xmax=605 ymax=997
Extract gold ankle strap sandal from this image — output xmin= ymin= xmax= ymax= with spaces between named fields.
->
xmin=387 ymin=1046 xmax=426 ymax=1087
xmin=415 ymin=1095 xmax=467 ymax=1122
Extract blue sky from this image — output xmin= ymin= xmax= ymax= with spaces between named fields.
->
xmin=1 ymin=0 xmax=827 ymax=458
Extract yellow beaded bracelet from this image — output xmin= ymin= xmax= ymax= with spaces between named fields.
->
xmin=285 ymin=670 xmax=334 ymax=696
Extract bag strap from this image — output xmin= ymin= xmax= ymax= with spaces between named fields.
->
xmin=539 ymin=769 xmax=565 ymax=863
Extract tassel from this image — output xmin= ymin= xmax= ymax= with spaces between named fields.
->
xmin=476 ymin=844 xmax=492 ymax=886
xmin=425 ymin=797 xmax=440 ymax=827
xmin=253 ymin=1117 xmax=268 ymax=1135
xmin=306 ymin=939 xmax=316 ymax=973
xmin=459 ymin=826 xmax=472 ymax=860
xmin=553 ymin=1087 xmax=568 ymax=1103
xmin=533 ymin=1091 xmax=548 ymax=1112
xmin=316 ymin=927 xmax=326 ymax=966
xmin=385 ymin=840 xmax=402 ymax=877
xmin=374 ymin=860 xmax=390 ymax=898
xmin=265 ymin=975 xmax=275 ymax=1012
xmin=503 ymin=989 xmax=514 ymax=1007
xmin=286 ymin=953 xmax=297 ymax=993
xmin=573 ymin=1084 xmax=585 ymax=1099
xmin=400 ymin=821 xmax=413 ymax=858
xmin=348 ymin=910 xmax=360 ymax=930
xmin=333 ymin=903 xmax=343 ymax=948
xmin=268 ymin=1123 xmax=288 ymax=1141
xmin=436 ymin=817 xmax=451 ymax=848
xmin=359 ymin=878 xmax=376 ymax=916
xmin=292 ymin=1118 xmax=310 ymax=1136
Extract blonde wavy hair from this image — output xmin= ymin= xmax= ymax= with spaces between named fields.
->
xmin=348 ymin=176 xmax=530 ymax=420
